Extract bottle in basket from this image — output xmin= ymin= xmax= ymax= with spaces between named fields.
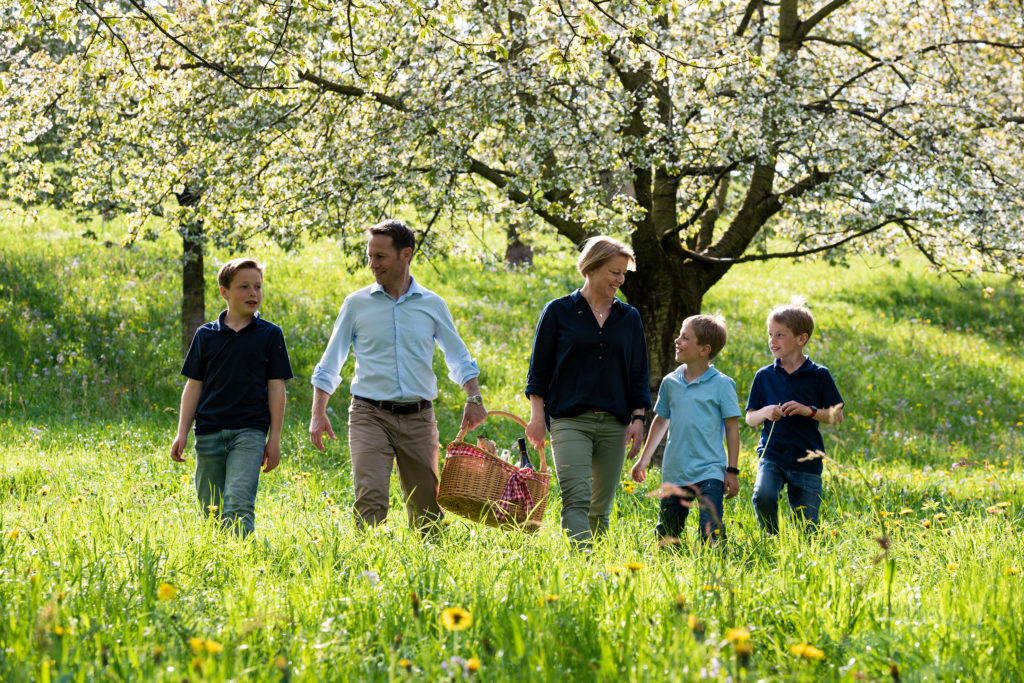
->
xmin=516 ymin=437 xmax=533 ymax=470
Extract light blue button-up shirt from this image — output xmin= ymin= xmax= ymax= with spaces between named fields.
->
xmin=655 ymin=365 xmax=741 ymax=486
xmin=311 ymin=277 xmax=479 ymax=402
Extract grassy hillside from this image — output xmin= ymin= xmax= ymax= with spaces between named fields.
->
xmin=1 ymin=207 xmax=1023 ymax=681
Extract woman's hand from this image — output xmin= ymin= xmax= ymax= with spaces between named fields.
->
xmin=624 ymin=418 xmax=644 ymax=459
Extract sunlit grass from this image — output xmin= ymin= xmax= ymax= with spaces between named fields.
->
xmin=2 ymin=206 xmax=1023 ymax=680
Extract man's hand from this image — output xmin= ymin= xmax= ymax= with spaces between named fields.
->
xmin=309 ymin=413 xmax=336 ymax=452
xmin=461 ymin=401 xmax=487 ymax=432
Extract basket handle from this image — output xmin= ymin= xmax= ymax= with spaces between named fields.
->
xmin=456 ymin=409 xmax=548 ymax=474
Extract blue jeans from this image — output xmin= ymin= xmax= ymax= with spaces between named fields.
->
xmin=194 ymin=428 xmax=266 ymax=537
xmin=657 ymin=478 xmax=725 ymax=543
xmin=751 ymin=459 xmax=822 ymax=534
xmin=550 ymin=413 xmax=628 ymax=547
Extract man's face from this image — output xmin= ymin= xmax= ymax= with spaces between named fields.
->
xmin=366 ymin=233 xmax=411 ymax=287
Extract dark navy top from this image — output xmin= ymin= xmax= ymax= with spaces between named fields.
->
xmin=181 ymin=311 xmax=293 ymax=435
xmin=525 ymin=290 xmax=651 ymax=425
xmin=745 ymin=357 xmax=843 ymax=474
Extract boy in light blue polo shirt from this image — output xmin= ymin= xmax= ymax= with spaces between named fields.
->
xmin=631 ymin=314 xmax=740 ymax=543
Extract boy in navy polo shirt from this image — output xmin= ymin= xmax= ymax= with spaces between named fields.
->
xmin=170 ymin=258 xmax=293 ymax=537
xmin=746 ymin=299 xmax=844 ymax=534
xmin=631 ymin=314 xmax=741 ymax=544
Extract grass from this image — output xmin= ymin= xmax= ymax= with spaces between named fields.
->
xmin=1 ymin=205 xmax=1023 ymax=681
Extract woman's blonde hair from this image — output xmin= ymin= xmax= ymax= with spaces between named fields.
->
xmin=576 ymin=236 xmax=636 ymax=277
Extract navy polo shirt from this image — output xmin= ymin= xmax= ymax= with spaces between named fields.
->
xmin=745 ymin=357 xmax=843 ymax=474
xmin=181 ymin=311 xmax=293 ymax=435
xmin=525 ymin=290 xmax=651 ymax=424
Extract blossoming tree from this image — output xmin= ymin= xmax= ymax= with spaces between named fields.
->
xmin=3 ymin=0 xmax=1023 ymax=376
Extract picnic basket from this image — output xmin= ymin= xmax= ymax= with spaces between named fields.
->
xmin=437 ymin=410 xmax=551 ymax=532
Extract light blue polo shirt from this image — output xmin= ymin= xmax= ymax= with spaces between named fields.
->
xmin=655 ymin=365 xmax=741 ymax=486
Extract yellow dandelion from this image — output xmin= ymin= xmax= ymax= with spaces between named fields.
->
xmin=789 ymin=643 xmax=826 ymax=660
xmin=986 ymin=506 xmax=1003 ymax=515
xmin=608 ymin=565 xmax=626 ymax=574
xmin=207 ymin=504 xmax=219 ymax=513
xmin=465 ymin=657 xmax=481 ymax=672
xmin=622 ymin=481 xmax=636 ymax=494
xmin=1005 ymin=567 xmax=1020 ymax=576
xmin=440 ymin=607 xmax=472 ymax=631
xmin=189 ymin=637 xmax=205 ymax=654
xmin=397 ymin=657 xmax=411 ymax=669
xmin=687 ymin=613 xmax=703 ymax=631
xmin=947 ymin=562 xmax=958 ymax=571
xmin=921 ymin=519 xmax=931 ymax=529
xmin=37 ymin=485 xmax=50 ymax=497
xmin=544 ymin=594 xmax=559 ymax=603
xmin=735 ymin=641 xmax=753 ymax=657
xmin=7 ymin=529 xmax=19 ymax=540
xmin=996 ymin=501 xmax=1011 ymax=509
xmin=53 ymin=625 xmax=67 ymax=636
xmin=152 ymin=645 xmax=165 ymax=658
xmin=156 ymin=583 xmax=177 ymax=601
xmin=934 ymin=513 xmax=947 ymax=521
xmin=899 ymin=508 xmax=913 ymax=515
xmin=701 ymin=584 xmax=717 ymax=592
xmin=180 ymin=475 xmax=190 ymax=483
xmin=325 ymin=496 xmax=335 ymax=505
xmin=725 ymin=627 xmax=751 ymax=644
xmin=625 ymin=562 xmax=644 ymax=572
xmin=673 ymin=594 xmax=687 ymax=611
xmin=204 ymin=639 xmax=224 ymax=655
xmin=274 ymin=655 xmax=288 ymax=670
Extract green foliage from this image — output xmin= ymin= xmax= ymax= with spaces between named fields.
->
xmin=2 ymin=209 xmax=1024 ymax=681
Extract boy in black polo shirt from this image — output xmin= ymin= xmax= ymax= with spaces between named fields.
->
xmin=170 ymin=258 xmax=293 ymax=537
xmin=746 ymin=299 xmax=843 ymax=534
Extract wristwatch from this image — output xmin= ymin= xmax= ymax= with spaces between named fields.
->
xmin=465 ymin=395 xmax=484 ymax=406
xmin=726 ymin=466 xmax=740 ymax=475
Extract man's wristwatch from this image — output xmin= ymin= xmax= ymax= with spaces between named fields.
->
xmin=465 ymin=395 xmax=484 ymax=406
xmin=726 ymin=466 xmax=740 ymax=475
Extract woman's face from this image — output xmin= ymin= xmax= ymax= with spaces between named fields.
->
xmin=585 ymin=255 xmax=631 ymax=299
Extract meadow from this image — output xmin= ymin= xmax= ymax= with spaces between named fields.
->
xmin=1 ymin=206 xmax=1023 ymax=682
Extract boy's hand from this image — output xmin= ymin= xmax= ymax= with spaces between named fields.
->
xmin=309 ymin=413 xmax=336 ymax=452
xmin=630 ymin=454 xmax=651 ymax=483
xmin=724 ymin=472 xmax=739 ymax=499
xmin=780 ymin=400 xmax=811 ymax=417
xmin=262 ymin=441 xmax=281 ymax=473
xmin=170 ymin=435 xmax=187 ymax=463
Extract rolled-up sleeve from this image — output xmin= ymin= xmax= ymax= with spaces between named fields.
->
xmin=310 ymin=298 xmax=355 ymax=395
xmin=525 ymin=302 xmax=557 ymax=398
xmin=628 ymin=310 xmax=652 ymax=412
xmin=432 ymin=299 xmax=479 ymax=387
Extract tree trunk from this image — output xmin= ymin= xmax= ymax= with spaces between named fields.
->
xmin=505 ymin=223 xmax=533 ymax=266
xmin=176 ymin=186 xmax=206 ymax=358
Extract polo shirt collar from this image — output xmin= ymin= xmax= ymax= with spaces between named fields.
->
xmin=370 ymin=276 xmax=424 ymax=302
xmin=772 ymin=356 xmax=812 ymax=375
xmin=212 ymin=310 xmax=260 ymax=333
xmin=675 ymin=365 xmax=720 ymax=384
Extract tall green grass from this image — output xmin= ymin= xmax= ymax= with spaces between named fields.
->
xmin=1 ymin=206 xmax=1023 ymax=681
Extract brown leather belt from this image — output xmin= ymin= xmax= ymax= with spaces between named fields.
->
xmin=353 ymin=395 xmax=432 ymax=415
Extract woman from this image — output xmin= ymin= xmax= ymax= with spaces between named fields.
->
xmin=525 ymin=236 xmax=651 ymax=547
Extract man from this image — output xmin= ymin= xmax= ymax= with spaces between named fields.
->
xmin=309 ymin=220 xmax=487 ymax=530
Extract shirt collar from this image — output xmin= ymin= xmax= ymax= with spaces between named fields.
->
xmin=772 ymin=356 xmax=812 ymax=375
xmin=569 ymin=289 xmax=624 ymax=309
xmin=213 ymin=310 xmax=260 ymax=332
xmin=370 ymin=276 xmax=424 ymax=302
xmin=675 ymin=364 xmax=720 ymax=384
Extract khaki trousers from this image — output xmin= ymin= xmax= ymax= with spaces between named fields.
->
xmin=348 ymin=398 xmax=442 ymax=530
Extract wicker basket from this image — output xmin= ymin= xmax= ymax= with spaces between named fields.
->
xmin=437 ymin=410 xmax=551 ymax=533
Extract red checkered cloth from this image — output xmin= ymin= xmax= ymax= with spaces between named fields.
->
xmin=449 ymin=444 xmax=538 ymax=522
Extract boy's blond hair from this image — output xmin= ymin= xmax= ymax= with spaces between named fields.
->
xmin=576 ymin=235 xmax=635 ymax=276
xmin=684 ymin=314 xmax=728 ymax=360
xmin=218 ymin=258 xmax=264 ymax=289
xmin=768 ymin=296 xmax=814 ymax=338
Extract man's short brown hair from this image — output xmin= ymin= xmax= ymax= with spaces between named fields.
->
xmin=218 ymin=258 xmax=264 ymax=289
xmin=367 ymin=219 xmax=416 ymax=253
xmin=683 ymin=314 xmax=728 ymax=360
